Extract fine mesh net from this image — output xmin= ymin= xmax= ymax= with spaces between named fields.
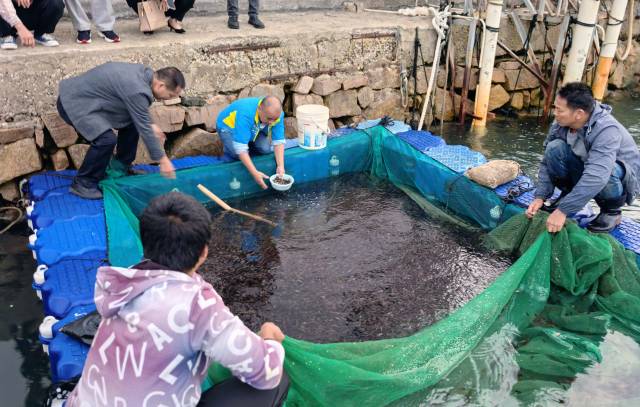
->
xmin=102 ymin=126 xmax=640 ymax=405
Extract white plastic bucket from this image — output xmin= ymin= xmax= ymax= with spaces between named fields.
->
xmin=296 ymin=104 xmax=329 ymax=150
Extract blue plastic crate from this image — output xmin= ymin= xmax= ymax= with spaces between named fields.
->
xmin=424 ymin=145 xmax=487 ymax=173
xmin=611 ymin=217 xmax=640 ymax=254
xmin=28 ymin=170 xmax=77 ymax=201
xmin=37 ymin=253 xmax=105 ymax=319
xmin=30 ymin=214 xmax=106 ymax=266
xmin=396 ymin=130 xmax=446 ymax=152
xmin=28 ymin=193 xmax=103 ymax=230
xmin=42 ymin=304 xmax=95 ymax=383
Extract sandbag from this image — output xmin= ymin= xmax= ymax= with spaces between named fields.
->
xmin=465 ymin=159 xmax=520 ymax=189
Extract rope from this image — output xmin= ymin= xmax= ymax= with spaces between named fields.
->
xmin=0 ymin=206 xmax=23 ymax=234
xmin=616 ymin=0 xmax=635 ymax=61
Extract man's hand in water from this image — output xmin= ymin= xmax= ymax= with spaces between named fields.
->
xmin=526 ymin=198 xmax=544 ymax=218
xmin=252 ymin=171 xmax=269 ymax=189
xmin=546 ymin=208 xmax=566 ymax=233
xmin=159 ymin=156 xmax=176 ymax=179
xmin=259 ymin=322 xmax=285 ymax=343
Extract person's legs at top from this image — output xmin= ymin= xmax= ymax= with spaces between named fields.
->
xmin=91 ymin=0 xmax=119 ymax=42
xmin=197 ymin=372 xmax=289 ymax=407
xmin=227 ymin=0 xmax=239 ymax=28
xmin=166 ymin=0 xmax=195 ymax=30
xmin=23 ymin=0 xmax=64 ymax=45
xmin=63 ymin=0 xmax=94 ymax=43
xmin=248 ymin=0 xmax=264 ymax=28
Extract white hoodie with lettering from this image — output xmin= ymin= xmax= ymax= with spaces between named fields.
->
xmin=66 ymin=261 xmax=285 ymax=407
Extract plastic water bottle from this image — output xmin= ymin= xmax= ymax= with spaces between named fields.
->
xmin=33 ymin=265 xmax=48 ymax=300
xmin=28 ymin=233 xmax=37 ymax=260
xmin=229 ymin=177 xmax=241 ymax=190
xmin=330 ymin=155 xmax=340 ymax=176
xmin=39 ymin=316 xmax=59 ymax=354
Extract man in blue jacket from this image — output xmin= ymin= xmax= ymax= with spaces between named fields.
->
xmin=57 ymin=62 xmax=182 ymax=199
xmin=216 ymin=96 xmax=286 ymax=189
xmin=526 ymin=82 xmax=640 ymax=233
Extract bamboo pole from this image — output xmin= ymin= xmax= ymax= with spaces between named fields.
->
xmin=197 ymin=184 xmax=277 ymax=227
xmin=459 ymin=19 xmax=477 ymax=124
xmin=472 ymin=0 xmax=504 ymax=128
xmin=592 ymin=0 xmax=629 ymax=100
xmin=543 ymin=14 xmax=571 ymax=120
xmin=563 ymin=0 xmax=601 ymax=84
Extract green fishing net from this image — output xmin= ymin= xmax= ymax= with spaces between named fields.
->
xmin=101 ymin=126 xmax=640 ymax=405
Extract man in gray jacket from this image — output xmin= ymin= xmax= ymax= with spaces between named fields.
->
xmin=57 ymin=62 xmax=180 ymax=199
xmin=526 ymin=82 xmax=640 ymax=233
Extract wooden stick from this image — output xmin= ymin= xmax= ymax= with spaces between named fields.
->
xmin=197 ymin=184 xmax=277 ymax=227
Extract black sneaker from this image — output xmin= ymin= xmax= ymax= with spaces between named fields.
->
xmin=99 ymin=30 xmax=120 ymax=43
xmin=228 ymin=16 xmax=239 ymax=29
xmin=69 ymin=183 xmax=103 ymax=200
xmin=248 ymin=16 xmax=265 ymax=29
xmin=127 ymin=166 xmax=147 ymax=176
xmin=587 ymin=210 xmax=622 ymax=233
xmin=76 ymin=30 xmax=91 ymax=44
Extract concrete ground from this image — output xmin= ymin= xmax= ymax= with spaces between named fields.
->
xmin=0 ymin=10 xmax=429 ymax=59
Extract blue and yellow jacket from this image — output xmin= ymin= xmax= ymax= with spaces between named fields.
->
xmin=216 ymin=97 xmax=285 ymax=155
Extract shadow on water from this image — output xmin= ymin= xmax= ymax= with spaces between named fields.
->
xmin=200 ymin=173 xmax=512 ymax=343
xmin=0 ymin=223 xmax=50 ymax=406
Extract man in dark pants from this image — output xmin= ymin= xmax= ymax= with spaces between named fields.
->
xmin=124 ymin=0 xmax=195 ymax=34
xmin=527 ymin=82 xmax=640 ymax=233
xmin=57 ymin=62 xmax=181 ymax=200
xmin=0 ymin=0 xmax=64 ymax=49
xmin=227 ymin=0 xmax=264 ymax=29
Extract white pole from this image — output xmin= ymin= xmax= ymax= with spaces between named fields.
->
xmin=417 ymin=7 xmax=450 ymax=130
xmin=472 ymin=0 xmax=504 ymax=128
xmin=592 ymin=0 xmax=628 ymax=99
xmin=563 ymin=0 xmax=601 ymax=84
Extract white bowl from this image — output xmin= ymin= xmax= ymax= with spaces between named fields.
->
xmin=269 ymin=174 xmax=295 ymax=191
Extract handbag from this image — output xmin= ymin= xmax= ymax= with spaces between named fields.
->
xmin=138 ymin=0 xmax=166 ymax=32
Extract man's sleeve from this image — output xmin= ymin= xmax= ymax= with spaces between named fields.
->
xmin=190 ymin=288 xmax=285 ymax=390
xmin=558 ymin=126 xmax=621 ymax=215
xmin=123 ymin=93 xmax=165 ymax=161
xmin=231 ymin=113 xmax=256 ymax=156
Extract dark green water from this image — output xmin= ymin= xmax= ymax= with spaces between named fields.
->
xmin=0 ymin=94 xmax=639 ymax=405
xmin=201 ymin=173 xmax=510 ymax=343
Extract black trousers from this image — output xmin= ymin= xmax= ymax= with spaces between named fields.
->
xmin=0 ymin=0 xmax=64 ymax=37
xmin=125 ymin=0 xmax=195 ymax=21
xmin=198 ymin=372 xmax=289 ymax=407
xmin=227 ymin=0 xmax=259 ymax=17
xmin=57 ymin=98 xmax=140 ymax=188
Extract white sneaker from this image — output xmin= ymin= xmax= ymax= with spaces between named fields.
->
xmin=35 ymin=33 xmax=59 ymax=47
xmin=0 ymin=35 xmax=17 ymax=50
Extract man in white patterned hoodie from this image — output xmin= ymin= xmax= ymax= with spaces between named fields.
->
xmin=66 ymin=191 xmax=288 ymax=406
